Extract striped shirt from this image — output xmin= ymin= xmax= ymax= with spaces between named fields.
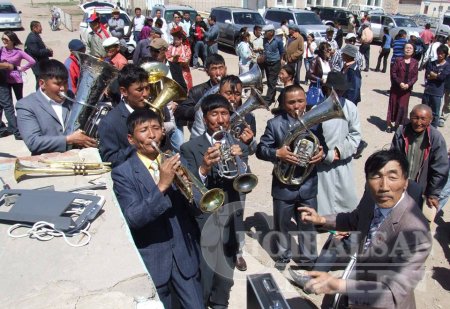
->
xmin=391 ymin=38 xmax=407 ymax=63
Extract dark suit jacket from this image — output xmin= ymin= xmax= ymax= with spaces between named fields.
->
xmin=98 ymin=101 xmax=134 ymax=167
xmin=322 ymin=192 xmax=431 ymax=309
xmin=174 ymin=81 xmax=211 ymax=125
xmin=16 ymin=91 xmax=71 ymax=155
xmin=24 ymin=32 xmax=52 ymax=76
xmin=256 ymin=111 xmax=318 ymax=201
xmin=112 ymin=152 xmax=200 ymax=287
xmin=391 ymin=57 xmax=419 ymax=91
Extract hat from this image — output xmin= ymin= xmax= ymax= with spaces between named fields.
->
xmin=151 ymin=27 xmax=163 ymax=36
xmin=326 ymin=26 xmax=334 ymax=33
xmin=262 ymin=24 xmax=275 ymax=32
xmin=112 ymin=8 xmax=120 ymax=14
xmin=324 ymin=71 xmax=351 ymax=91
xmin=150 ymin=38 xmax=169 ymax=50
xmin=275 ymin=28 xmax=284 ymax=36
xmin=363 ymin=21 xmax=370 ymax=27
xmin=87 ymin=12 xmax=100 ymax=23
xmin=345 ymin=33 xmax=357 ymax=40
xmin=68 ymin=39 xmax=85 ymax=51
xmin=341 ymin=44 xmax=358 ymax=59
xmin=102 ymin=37 xmax=120 ymax=48
xmin=288 ymin=24 xmax=300 ymax=32
xmin=170 ymin=25 xmax=186 ymax=38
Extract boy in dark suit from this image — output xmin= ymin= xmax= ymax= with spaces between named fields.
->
xmin=256 ymin=84 xmax=323 ymax=270
xmin=112 ymin=109 xmax=202 ymax=309
xmin=180 ymin=94 xmax=247 ymax=308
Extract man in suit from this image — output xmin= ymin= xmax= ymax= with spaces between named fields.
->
xmin=16 ymin=60 xmax=96 ymax=155
xmin=112 ymin=109 xmax=202 ymax=309
xmin=174 ymin=54 xmax=227 ymax=129
xmin=180 ymin=94 xmax=247 ymax=308
xmin=24 ymin=21 xmax=53 ymax=89
xmin=256 ymin=84 xmax=324 ymax=270
xmin=296 ymin=149 xmax=432 ymax=309
xmin=98 ymin=64 xmax=150 ymax=167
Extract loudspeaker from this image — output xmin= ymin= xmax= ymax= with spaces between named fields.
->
xmin=247 ymin=273 xmax=291 ymax=309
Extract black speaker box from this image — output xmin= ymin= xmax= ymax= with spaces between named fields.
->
xmin=247 ymin=273 xmax=291 ymax=309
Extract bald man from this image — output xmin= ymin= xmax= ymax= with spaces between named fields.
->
xmin=391 ymin=104 xmax=449 ymax=209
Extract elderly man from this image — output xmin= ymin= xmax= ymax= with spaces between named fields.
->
xmin=132 ymin=27 xmax=163 ymax=65
xmin=108 ymin=8 xmax=125 ymax=39
xmin=391 ymin=104 xmax=449 ymax=209
xmin=294 ymin=149 xmax=432 ymax=309
xmin=284 ymin=24 xmax=304 ymax=85
xmin=330 ymin=33 xmax=365 ymax=72
xmin=103 ymin=37 xmax=127 ymax=70
xmin=86 ymin=12 xmax=110 ymax=58
xmin=262 ymin=24 xmax=284 ymax=104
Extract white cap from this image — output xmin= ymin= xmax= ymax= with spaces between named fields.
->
xmin=263 ymin=24 xmax=275 ymax=32
xmin=345 ymin=33 xmax=357 ymax=40
xmin=275 ymin=28 xmax=284 ymax=36
xmin=102 ymin=37 xmax=120 ymax=48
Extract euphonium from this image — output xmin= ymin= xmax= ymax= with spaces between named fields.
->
xmin=149 ymin=141 xmax=225 ymax=213
xmin=274 ymin=89 xmax=346 ymax=185
xmin=211 ymin=127 xmax=258 ymax=193
xmin=194 ymin=64 xmax=263 ymax=111
xmin=229 ymin=88 xmax=269 ymax=139
xmin=143 ymin=76 xmax=187 ymax=117
xmin=140 ymin=61 xmax=170 ymax=102
xmin=14 ymin=159 xmax=112 ymax=183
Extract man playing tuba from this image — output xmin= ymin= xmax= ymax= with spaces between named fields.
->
xmin=256 ymin=84 xmax=324 ymax=270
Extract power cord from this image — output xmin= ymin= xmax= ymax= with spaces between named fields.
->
xmin=7 ymin=221 xmax=91 ymax=247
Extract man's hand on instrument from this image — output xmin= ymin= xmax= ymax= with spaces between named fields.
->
xmin=304 ymin=271 xmax=346 ymax=295
xmin=239 ymin=126 xmax=254 ymax=144
xmin=309 ymin=146 xmax=324 ymax=165
xmin=158 ymin=153 xmax=181 ymax=192
xmin=66 ymin=130 xmax=97 ymax=148
xmin=276 ymin=146 xmax=300 ymax=165
xmin=297 ymin=206 xmax=325 ymax=225
xmin=230 ymin=144 xmax=243 ymax=156
xmin=200 ymin=146 xmax=221 ymax=176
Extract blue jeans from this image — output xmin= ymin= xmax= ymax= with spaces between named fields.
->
xmin=304 ymin=57 xmax=314 ymax=82
xmin=439 ymin=165 xmax=450 ymax=212
xmin=133 ymin=31 xmax=141 ymax=43
xmin=169 ymin=125 xmax=184 ymax=153
xmin=0 ymin=83 xmax=18 ymax=136
xmin=193 ymin=41 xmax=207 ymax=67
xmin=422 ymin=93 xmax=442 ymax=127
xmin=207 ymin=43 xmax=218 ymax=57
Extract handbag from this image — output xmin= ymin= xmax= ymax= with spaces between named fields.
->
xmin=306 ymin=80 xmax=325 ymax=106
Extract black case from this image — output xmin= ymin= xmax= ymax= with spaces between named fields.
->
xmin=247 ymin=273 xmax=291 ymax=309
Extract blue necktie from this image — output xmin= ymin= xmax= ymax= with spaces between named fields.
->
xmin=364 ymin=207 xmax=384 ymax=252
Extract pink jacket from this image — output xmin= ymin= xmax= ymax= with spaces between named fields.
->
xmin=0 ymin=47 xmax=36 ymax=84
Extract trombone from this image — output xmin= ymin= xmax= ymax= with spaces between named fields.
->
xmin=14 ymin=159 xmax=112 ymax=183
xmin=149 ymin=141 xmax=225 ymax=213
xmin=211 ymin=126 xmax=258 ymax=194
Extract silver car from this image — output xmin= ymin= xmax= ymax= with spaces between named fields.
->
xmin=370 ymin=14 xmax=423 ymax=41
xmin=0 ymin=1 xmax=22 ymax=30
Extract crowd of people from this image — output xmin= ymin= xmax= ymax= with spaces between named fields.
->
xmin=1 ymin=7 xmax=449 ymax=309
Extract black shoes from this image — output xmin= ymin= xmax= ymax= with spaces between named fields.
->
xmin=274 ymin=257 xmax=291 ymax=271
xmin=0 ymin=130 xmax=13 ymax=138
xmin=354 ymin=140 xmax=368 ymax=159
xmin=236 ymin=256 xmax=247 ymax=271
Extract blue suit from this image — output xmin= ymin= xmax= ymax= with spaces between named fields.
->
xmin=112 ymin=151 xmax=202 ymax=308
xmin=256 ymin=111 xmax=318 ymax=262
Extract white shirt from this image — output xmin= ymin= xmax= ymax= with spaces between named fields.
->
xmin=319 ymin=57 xmax=331 ymax=82
xmin=40 ymin=89 xmax=65 ymax=131
xmin=133 ymin=15 xmax=145 ymax=32
xmin=124 ymin=101 xmax=134 ymax=114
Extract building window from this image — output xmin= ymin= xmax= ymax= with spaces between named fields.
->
xmin=342 ymin=0 xmax=348 ymax=7
xmin=277 ymin=0 xmax=293 ymax=6
xmin=316 ymin=0 xmax=323 ymax=6
xmin=307 ymin=0 xmax=312 ymax=4
xmin=333 ymin=0 xmax=339 ymax=6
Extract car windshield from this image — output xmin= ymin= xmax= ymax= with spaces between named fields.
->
xmin=295 ymin=13 xmax=322 ymax=25
xmin=233 ymin=12 xmax=265 ymax=25
xmin=443 ymin=16 xmax=450 ymax=26
xmin=84 ymin=12 xmax=131 ymax=26
xmin=394 ymin=18 xmax=417 ymax=27
xmin=0 ymin=5 xmax=17 ymax=13
xmin=164 ymin=10 xmax=197 ymax=23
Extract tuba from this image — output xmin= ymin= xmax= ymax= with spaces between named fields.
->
xmin=14 ymin=159 xmax=111 ymax=183
xmin=143 ymin=76 xmax=187 ymax=117
xmin=274 ymin=89 xmax=346 ymax=185
xmin=194 ymin=64 xmax=263 ymax=111
xmin=211 ymin=127 xmax=258 ymax=193
xmin=64 ymin=52 xmax=119 ymax=136
xmin=150 ymin=141 xmax=225 ymax=213
xmin=229 ymin=88 xmax=269 ymax=139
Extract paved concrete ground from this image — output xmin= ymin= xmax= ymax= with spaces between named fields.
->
xmin=1 ymin=1 xmax=449 ymax=308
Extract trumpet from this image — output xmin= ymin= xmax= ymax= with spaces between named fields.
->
xmin=14 ymin=159 xmax=112 ymax=183
xmin=211 ymin=127 xmax=258 ymax=193
xmin=149 ymin=141 xmax=225 ymax=213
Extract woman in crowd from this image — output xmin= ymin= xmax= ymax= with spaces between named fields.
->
xmin=386 ymin=43 xmax=419 ymax=132
xmin=236 ymin=31 xmax=253 ymax=75
xmin=303 ymin=33 xmax=317 ymax=85
xmin=166 ymin=26 xmax=192 ymax=91
xmin=306 ymin=41 xmax=332 ymax=89
xmin=272 ymin=64 xmax=296 ymax=114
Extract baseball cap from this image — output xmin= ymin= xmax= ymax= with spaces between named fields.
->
xmin=102 ymin=37 xmax=120 ymax=48
xmin=150 ymin=38 xmax=169 ymax=50
xmin=68 ymin=39 xmax=85 ymax=51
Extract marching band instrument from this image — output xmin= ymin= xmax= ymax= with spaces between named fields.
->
xmin=194 ymin=64 xmax=263 ymax=111
xmin=14 ymin=159 xmax=112 ymax=183
xmin=143 ymin=76 xmax=187 ymax=117
xmin=140 ymin=61 xmax=170 ymax=102
xmin=211 ymin=127 xmax=258 ymax=193
xmin=149 ymin=141 xmax=225 ymax=213
xmin=229 ymin=88 xmax=269 ymax=139
xmin=332 ymin=253 xmax=357 ymax=309
xmin=274 ymin=89 xmax=346 ymax=185
xmin=64 ymin=52 xmax=119 ymax=136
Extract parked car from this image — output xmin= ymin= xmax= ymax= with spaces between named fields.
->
xmin=0 ymin=1 xmax=22 ymax=30
xmin=436 ymin=11 xmax=450 ymax=38
xmin=264 ymin=7 xmax=328 ymax=42
xmin=79 ymin=1 xmax=114 ymax=13
xmin=79 ymin=7 xmax=135 ymax=53
xmin=310 ymin=6 xmax=353 ymax=34
xmin=210 ymin=6 xmax=266 ymax=49
xmin=149 ymin=4 xmax=197 ymax=24
xmin=370 ymin=14 xmax=423 ymax=42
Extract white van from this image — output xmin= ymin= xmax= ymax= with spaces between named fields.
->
xmin=348 ymin=4 xmax=384 ymax=17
